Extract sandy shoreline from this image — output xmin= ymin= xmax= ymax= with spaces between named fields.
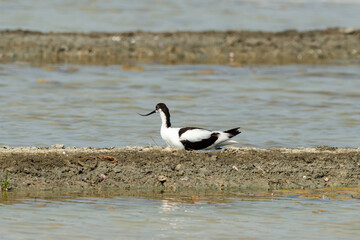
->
xmin=1 ymin=28 xmax=359 ymax=65
xmin=1 ymin=146 xmax=359 ymax=192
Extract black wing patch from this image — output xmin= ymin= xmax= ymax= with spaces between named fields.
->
xmin=181 ymin=132 xmax=219 ymax=150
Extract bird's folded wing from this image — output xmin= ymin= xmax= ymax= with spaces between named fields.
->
xmin=179 ymin=129 xmax=212 ymax=142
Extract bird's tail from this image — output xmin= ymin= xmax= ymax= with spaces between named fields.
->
xmin=224 ymin=127 xmax=241 ymax=138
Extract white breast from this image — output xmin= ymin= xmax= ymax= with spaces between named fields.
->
xmin=160 ymin=127 xmax=184 ymax=149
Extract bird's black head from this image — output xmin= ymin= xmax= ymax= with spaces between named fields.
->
xmin=139 ymin=103 xmax=171 ymax=127
xmin=155 ymin=103 xmax=169 ymax=113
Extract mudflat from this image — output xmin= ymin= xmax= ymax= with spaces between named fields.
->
xmin=0 ymin=146 xmax=359 ymax=191
xmin=1 ymin=28 xmax=359 ymax=65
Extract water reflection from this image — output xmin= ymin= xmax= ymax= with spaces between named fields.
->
xmin=1 ymin=189 xmax=360 ymax=239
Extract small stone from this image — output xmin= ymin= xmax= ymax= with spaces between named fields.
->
xmin=52 ymin=144 xmax=65 ymax=149
xmin=324 ymin=177 xmax=329 ymax=182
xmin=180 ymin=176 xmax=189 ymax=181
xmin=340 ymin=28 xmax=356 ymax=34
xmin=175 ymin=164 xmax=181 ymax=171
xmin=210 ymin=155 xmax=217 ymax=161
xmin=163 ymin=147 xmax=173 ymax=152
xmin=199 ymin=167 xmax=208 ymax=176
xmin=111 ymin=36 xmax=121 ymax=42
xmin=6 ymin=167 xmax=16 ymax=173
xmin=157 ymin=175 xmax=167 ymax=183
xmin=59 ymin=44 xmax=68 ymax=52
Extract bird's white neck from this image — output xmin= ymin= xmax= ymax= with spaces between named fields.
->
xmin=159 ymin=110 xmax=171 ymax=128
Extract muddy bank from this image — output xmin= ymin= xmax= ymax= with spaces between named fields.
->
xmin=0 ymin=146 xmax=359 ymax=192
xmin=0 ymin=28 xmax=359 ymax=65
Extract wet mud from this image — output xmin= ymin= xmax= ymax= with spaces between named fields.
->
xmin=1 ymin=28 xmax=359 ymax=65
xmin=0 ymin=146 xmax=359 ymax=192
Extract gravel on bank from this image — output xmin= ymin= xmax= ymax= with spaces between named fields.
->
xmin=0 ymin=28 xmax=359 ymax=65
xmin=0 ymin=146 xmax=359 ymax=192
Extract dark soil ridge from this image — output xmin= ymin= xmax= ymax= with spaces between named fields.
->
xmin=0 ymin=28 xmax=359 ymax=65
xmin=0 ymin=146 xmax=359 ymax=192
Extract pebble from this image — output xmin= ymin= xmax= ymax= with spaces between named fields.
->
xmin=340 ymin=28 xmax=356 ymax=34
xmin=199 ymin=167 xmax=208 ymax=176
xmin=157 ymin=175 xmax=167 ymax=182
xmin=180 ymin=176 xmax=189 ymax=181
xmin=51 ymin=144 xmax=65 ymax=149
xmin=175 ymin=164 xmax=181 ymax=171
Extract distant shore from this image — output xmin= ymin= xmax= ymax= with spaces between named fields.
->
xmin=1 ymin=146 xmax=359 ymax=191
xmin=0 ymin=28 xmax=359 ymax=65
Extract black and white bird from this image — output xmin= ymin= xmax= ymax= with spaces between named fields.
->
xmin=139 ymin=103 xmax=241 ymax=150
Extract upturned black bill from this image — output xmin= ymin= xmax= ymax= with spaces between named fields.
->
xmin=138 ymin=110 xmax=156 ymax=116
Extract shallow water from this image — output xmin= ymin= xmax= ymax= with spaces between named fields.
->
xmin=1 ymin=191 xmax=360 ymax=239
xmin=0 ymin=0 xmax=360 ymax=32
xmin=0 ymin=63 xmax=359 ymax=148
